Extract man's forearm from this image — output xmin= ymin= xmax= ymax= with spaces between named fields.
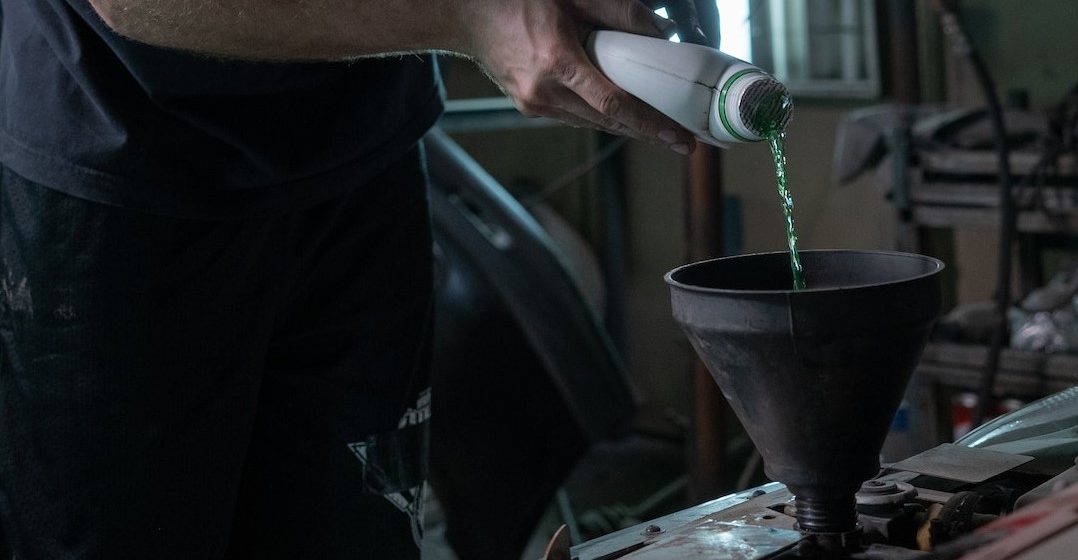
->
xmin=89 ymin=0 xmax=474 ymax=60
xmin=89 ymin=0 xmax=700 ymax=154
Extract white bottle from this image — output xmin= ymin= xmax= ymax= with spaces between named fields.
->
xmin=586 ymin=31 xmax=791 ymax=148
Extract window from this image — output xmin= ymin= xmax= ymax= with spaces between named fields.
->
xmin=717 ymin=0 xmax=753 ymax=62
xmin=719 ymin=0 xmax=882 ymax=98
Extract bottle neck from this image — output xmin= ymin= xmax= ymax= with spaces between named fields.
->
xmin=711 ymin=69 xmax=791 ymax=143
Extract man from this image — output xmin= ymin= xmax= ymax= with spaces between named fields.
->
xmin=0 ymin=0 xmax=697 ymax=557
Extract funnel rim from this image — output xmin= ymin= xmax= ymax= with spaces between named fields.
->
xmin=664 ymin=250 xmax=944 ymax=295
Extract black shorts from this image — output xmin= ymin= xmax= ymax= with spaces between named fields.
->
xmin=0 ymin=146 xmax=433 ymax=559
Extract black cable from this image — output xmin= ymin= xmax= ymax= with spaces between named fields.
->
xmin=929 ymin=1 xmax=1014 ymax=429
xmin=1018 ymin=84 xmax=1078 ymax=221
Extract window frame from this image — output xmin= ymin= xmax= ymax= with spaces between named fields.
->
xmin=748 ymin=0 xmax=883 ymax=99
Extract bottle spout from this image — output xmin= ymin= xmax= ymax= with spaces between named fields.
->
xmin=741 ymin=77 xmax=793 ymax=136
xmin=710 ymin=71 xmax=793 ymax=143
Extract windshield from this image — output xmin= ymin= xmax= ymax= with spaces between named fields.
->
xmin=956 ymin=386 xmax=1078 ymax=472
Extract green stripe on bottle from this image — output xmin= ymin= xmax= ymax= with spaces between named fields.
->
xmin=717 ymin=69 xmax=764 ymax=143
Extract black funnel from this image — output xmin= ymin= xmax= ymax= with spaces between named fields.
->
xmin=666 ymin=250 xmax=943 ymax=544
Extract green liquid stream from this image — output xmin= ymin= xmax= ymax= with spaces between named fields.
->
xmin=754 ymin=87 xmax=806 ymax=289
xmin=750 ymin=86 xmax=804 ymax=291
xmin=766 ymin=131 xmax=806 ymax=290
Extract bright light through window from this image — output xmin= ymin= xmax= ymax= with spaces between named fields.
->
xmin=655 ymin=3 xmax=749 ymax=52
xmin=717 ymin=0 xmax=752 ymax=62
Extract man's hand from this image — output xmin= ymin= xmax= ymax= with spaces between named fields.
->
xmin=89 ymin=0 xmax=697 ymax=154
xmin=458 ymin=0 xmax=696 ymax=154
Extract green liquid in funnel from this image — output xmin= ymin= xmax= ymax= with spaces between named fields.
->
xmin=752 ymin=91 xmax=805 ymax=290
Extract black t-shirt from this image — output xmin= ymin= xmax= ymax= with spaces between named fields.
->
xmin=0 ymin=0 xmax=444 ymax=218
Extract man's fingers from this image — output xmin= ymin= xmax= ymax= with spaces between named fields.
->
xmin=474 ymin=0 xmax=694 ymax=153
xmin=550 ymin=90 xmax=642 ymax=139
xmin=526 ymin=78 xmax=696 ymax=155
xmin=547 ymin=106 xmax=625 ymax=137
xmin=550 ymin=97 xmax=693 ymax=155
xmin=517 ymin=77 xmax=638 ymax=138
xmin=560 ymin=53 xmax=696 ymax=151
xmin=574 ymin=0 xmax=676 ymax=38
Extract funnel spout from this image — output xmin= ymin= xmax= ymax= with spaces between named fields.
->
xmin=795 ymin=496 xmax=857 ymax=533
xmin=666 ymin=250 xmax=943 ymax=547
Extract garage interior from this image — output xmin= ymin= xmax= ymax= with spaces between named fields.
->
xmin=420 ymin=1 xmax=1078 ymax=558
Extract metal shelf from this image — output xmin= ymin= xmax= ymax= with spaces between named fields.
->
xmin=906 ymin=149 xmax=1078 ymax=233
xmin=911 ymin=205 xmax=1078 ymax=233
xmin=918 ymin=150 xmax=1078 ymax=177
xmin=917 ymin=342 xmax=1078 ymax=397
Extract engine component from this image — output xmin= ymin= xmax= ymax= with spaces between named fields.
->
xmin=929 ymin=491 xmax=997 ymax=545
xmin=856 ymin=481 xmax=924 ymax=548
